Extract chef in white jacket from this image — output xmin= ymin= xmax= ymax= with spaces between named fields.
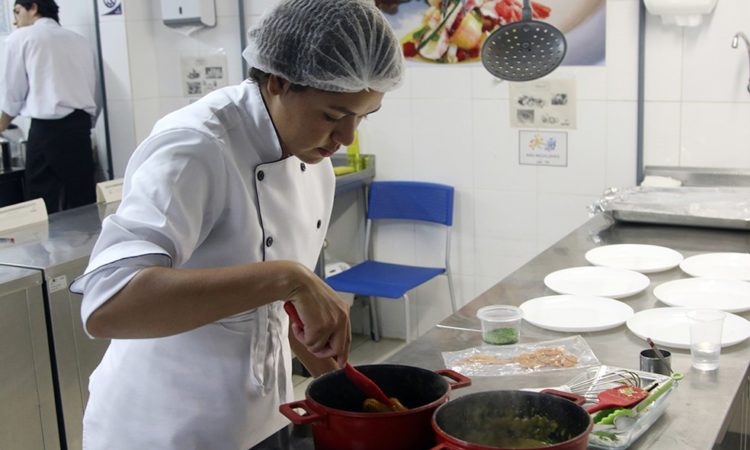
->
xmin=69 ymin=1 xmax=404 ymax=449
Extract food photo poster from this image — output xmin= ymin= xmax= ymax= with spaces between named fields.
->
xmin=375 ymin=0 xmax=606 ymax=66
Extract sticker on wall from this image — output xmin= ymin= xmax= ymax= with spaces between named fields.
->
xmin=181 ymin=55 xmax=228 ymax=98
xmin=100 ymin=0 xmax=123 ymax=16
xmin=509 ymin=78 xmax=576 ymax=129
xmin=376 ymin=0 xmax=606 ymax=67
xmin=519 ymin=130 xmax=567 ymax=167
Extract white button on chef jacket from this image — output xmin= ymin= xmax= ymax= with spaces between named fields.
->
xmin=70 ymin=80 xmax=334 ymax=450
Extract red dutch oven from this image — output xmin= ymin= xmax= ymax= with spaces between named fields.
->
xmin=279 ymin=364 xmax=471 ymax=450
xmin=430 ymin=390 xmax=592 ymax=450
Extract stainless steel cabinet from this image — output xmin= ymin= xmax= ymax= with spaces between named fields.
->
xmin=0 ymin=266 xmax=60 ymax=450
xmin=0 ymin=204 xmax=112 ymax=450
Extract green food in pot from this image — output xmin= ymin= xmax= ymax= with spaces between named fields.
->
xmin=483 ymin=327 xmax=519 ymax=344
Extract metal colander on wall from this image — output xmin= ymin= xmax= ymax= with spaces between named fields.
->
xmin=481 ymin=0 xmax=567 ymax=82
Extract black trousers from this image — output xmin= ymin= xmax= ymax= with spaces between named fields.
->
xmin=26 ymin=109 xmax=96 ymax=213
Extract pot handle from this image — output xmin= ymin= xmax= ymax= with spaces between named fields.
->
xmin=540 ymin=388 xmax=587 ymax=405
xmin=278 ymin=399 xmax=324 ymax=425
xmin=435 ymin=369 xmax=472 ymax=390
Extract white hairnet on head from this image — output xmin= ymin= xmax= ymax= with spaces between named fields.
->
xmin=242 ymin=0 xmax=404 ymax=93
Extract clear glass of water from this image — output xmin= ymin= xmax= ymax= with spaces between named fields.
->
xmin=687 ymin=309 xmax=726 ymax=371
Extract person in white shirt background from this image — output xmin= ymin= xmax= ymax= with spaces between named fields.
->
xmin=69 ymin=0 xmax=404 ymax=449
xmin=0 ymin=0 xmax=97 ymax=213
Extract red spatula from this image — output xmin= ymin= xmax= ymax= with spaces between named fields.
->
xmin=586 ymin=385 xmax=649 ymax=413
xmin=282 ymin=301 xmax=406 ymax=412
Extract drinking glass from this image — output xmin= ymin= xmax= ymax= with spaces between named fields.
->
xmin=687 ymin=309 xmax=726 ymax=371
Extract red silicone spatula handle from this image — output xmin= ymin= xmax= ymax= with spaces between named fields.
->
xmin=586 ymin=385 xmax=649 ymax=413
xmin=282 ymin=301 xmax=397 ymax=408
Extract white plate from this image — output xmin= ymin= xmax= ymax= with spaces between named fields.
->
xmin=544 ymin=266 xmax=650 ymax=299
xmin=680 ymin=253 xmax=750 ymax=281
xmin=585 ymin=244 xmax=684 ymax=273
xmin=627 ymin=307 xmax=750 ymax=349
xmin=520 ymin=295 xmax=634 ymax=332
xmin=654 ymin=278 xmax=750 ymax=313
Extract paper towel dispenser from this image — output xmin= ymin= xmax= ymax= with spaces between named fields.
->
xmin=643 ymin=0 xmax=718 ymax=27
xmin=161 ymin=0 xmax=216 ymax=27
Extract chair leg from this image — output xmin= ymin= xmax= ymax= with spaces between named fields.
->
xmin=367 ymin=296 xmax=381 ymax=342
xmin=447 ymin=273 xmax=458 ymax=313
xmin=403 ymin=294 xmax=411 ymax=343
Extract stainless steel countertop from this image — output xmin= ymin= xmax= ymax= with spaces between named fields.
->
xmin=254 ymin=214 xmax=750 ymax=450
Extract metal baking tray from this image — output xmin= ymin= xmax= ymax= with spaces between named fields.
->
xmin=594 ymin=186 xmax=750 ymax=231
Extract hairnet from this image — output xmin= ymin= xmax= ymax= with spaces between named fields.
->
xmin=242 ymin=0 xmax=404 ymax=93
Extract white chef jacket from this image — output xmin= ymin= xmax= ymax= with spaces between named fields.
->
xmin=0 ymin=18 xmax=97 ymax=119
xmin=70 ymin=79 xmax=335 ymax=450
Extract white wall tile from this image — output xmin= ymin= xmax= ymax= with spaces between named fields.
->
xmin=472 ymin=100 xmax=537 ymax=192
xmin=536 ymin=193 xmax=598 ymax=252
xmin=151 ymin=22 xmax=202 ymax=98
xmin=215 ymin=0 xmax=240 ymax=17
xmin=471 ymin=66 xmax=509 ymax=100
xmin=412 ymin=99 xmax=474 ymax=190
xmin=105 ymin=99 xmax=137 ymax=177
xmin=680 ymin=102 xmax=750 ymax=168
xmin=132 ymin=98 xmax=160 ymax=145
xmin=244 ymin=0 xmax=279 ymax=16
xmin=474 ymin=189 xmax=536 ymax=240
xmin=359 ymin=98 xmax=414 ymax=180
xmin=125 ymin=20 xmax=159 ymax=99
xmin=681 ymin=0 xmax=750 ymax=103
xmin=605 ymin=101 xmax=637 ymax=187
xmin=122 ymin=0 xmax=154 ymax=21
xmin=58 ymin=0 xmax=95 ymax=26
xmin=606 ymin=0 xmax=639 ymax=101
xmin=473 ymin=236 xmax=537 ymax=280
xmin=644 ymin=15 xmax=683 ymax=102
xmin=536 ymin=101 xmax=608 ymax=195
xmin=643 ymin=101 xmax=681 ymax=166
xmin=550 ymin=67 xmax=607 ymax=101
xmin=158 ymin=97 xmax=191 ymax=117
xmin=99 ymin=19 xmax=132 ymax=101
xmin=411 ymin=66 xmax=472 ymax=99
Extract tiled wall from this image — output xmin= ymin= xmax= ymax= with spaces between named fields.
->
xmin=95 ymin=0 xmax=749 ymax=339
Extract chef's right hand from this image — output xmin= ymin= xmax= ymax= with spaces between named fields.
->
xmin=287 ymin=266 xmax=351 ymax=367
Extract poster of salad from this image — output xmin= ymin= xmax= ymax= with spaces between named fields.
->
xmin=375 ymin=0 xmax=606 ymax=66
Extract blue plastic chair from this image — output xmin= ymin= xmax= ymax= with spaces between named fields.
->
xmin=325 ymin=181 xmax=457 ymax=342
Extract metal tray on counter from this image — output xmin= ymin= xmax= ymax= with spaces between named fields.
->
xmin=592 ymin=186 xmax=750 ymax=231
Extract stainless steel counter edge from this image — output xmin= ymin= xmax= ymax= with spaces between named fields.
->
xmin=254 ymin=214 xmax=750 ymax=450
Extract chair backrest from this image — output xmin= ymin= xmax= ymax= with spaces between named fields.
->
xmin=366 ymin=181 xmax=454 ymax=226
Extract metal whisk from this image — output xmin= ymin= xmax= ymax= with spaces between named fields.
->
xmin=563 ymin=368 xmax=642 ymax=402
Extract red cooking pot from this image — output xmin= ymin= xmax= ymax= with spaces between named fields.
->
xmin=279 ymin=364 xmax=471 ymax=450
xmin=431 ymin=390 xmax=592 ymax=450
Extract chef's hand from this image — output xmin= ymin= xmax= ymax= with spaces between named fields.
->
xmin=287 ymin=267 xmax=351 ymax=367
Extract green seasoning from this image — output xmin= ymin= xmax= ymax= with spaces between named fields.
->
xmin=483 ymin=327 xmax=519 ymax=345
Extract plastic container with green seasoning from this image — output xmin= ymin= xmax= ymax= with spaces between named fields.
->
xmin=476 ymin=305 xmax=522 ymax=345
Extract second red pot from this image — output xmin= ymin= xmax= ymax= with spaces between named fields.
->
xmin=431 ymin=390 xmax=592 ymax=450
